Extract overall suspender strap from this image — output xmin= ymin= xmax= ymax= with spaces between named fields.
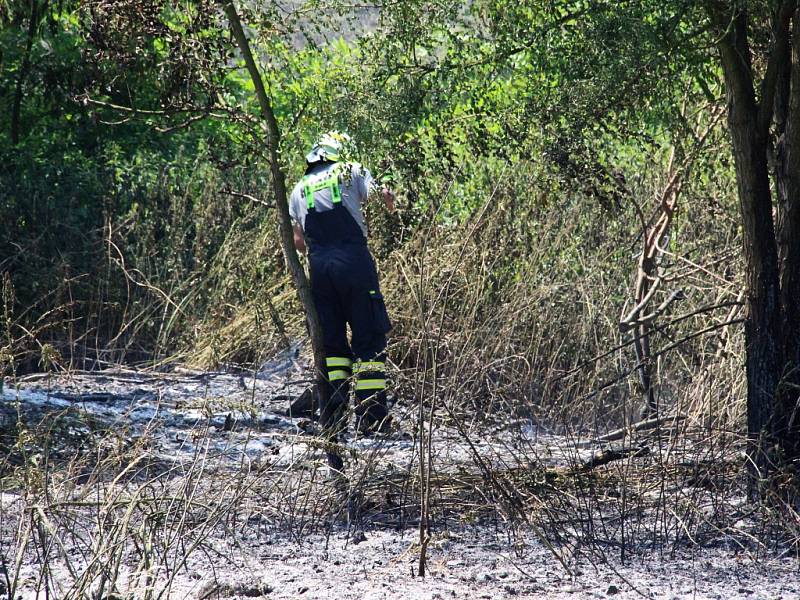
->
xmin=303 ymin=163 xmax=345 ymax=209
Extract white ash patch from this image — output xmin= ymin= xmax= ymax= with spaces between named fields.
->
xmin=1 ymin=358 xmax=798 ymax=599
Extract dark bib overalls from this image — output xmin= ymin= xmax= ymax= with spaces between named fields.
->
xmin=301 ymin=163 xmax=391 ymax=431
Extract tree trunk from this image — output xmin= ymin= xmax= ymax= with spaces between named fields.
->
xmin=220 ymin=1 xmax=336 ymax=464
xmin=716 ymin=7 xmax=785 ymax=482
xmin=775 ymin=9 xmax=800 ymax=461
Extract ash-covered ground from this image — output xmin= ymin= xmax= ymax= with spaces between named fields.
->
xmin=1 ymin=348 xmax=798 ymax=599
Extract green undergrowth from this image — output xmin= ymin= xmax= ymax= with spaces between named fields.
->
xmin=1 ymin=4 xmax=743 ymax=434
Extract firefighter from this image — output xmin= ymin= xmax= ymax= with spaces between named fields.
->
xmin=289 ymin=131 xmax=394 ymax=435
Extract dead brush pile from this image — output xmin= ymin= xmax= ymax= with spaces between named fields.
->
xmin=177 ymin=169 xmax=798 ymax=557
xmin=376 ymin=179 xmax=745 ymax=436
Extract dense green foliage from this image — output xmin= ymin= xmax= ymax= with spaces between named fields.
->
xmin=0 ymin=0 xmax=750 ymax=433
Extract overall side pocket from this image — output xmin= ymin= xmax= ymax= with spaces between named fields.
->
xmin=369 ymin=290 xmax=392 ymax=334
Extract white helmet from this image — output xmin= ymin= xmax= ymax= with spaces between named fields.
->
xmin=305 ymin=131 xmax=352 ymax=163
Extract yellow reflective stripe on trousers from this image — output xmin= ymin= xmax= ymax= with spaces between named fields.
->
xmin=327 ymin=369 xmax=350 ymax=382
xmin=326 ymin=357 xmax=353 ymax=368
xmin=353 ymin=361 xmax=385 ymax=373
xmin=355 ymin=378 xmax=386 ymax=391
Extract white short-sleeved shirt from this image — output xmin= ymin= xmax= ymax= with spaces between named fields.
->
xmin=289 ymin=161 xmax=373 ymax=238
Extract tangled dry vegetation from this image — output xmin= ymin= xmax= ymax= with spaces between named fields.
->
xmin=2 ymin=165 xmax=799 ymax=598
xmin=0 ymin=363 xmax=796 ymax=599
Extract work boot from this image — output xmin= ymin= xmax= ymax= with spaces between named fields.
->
xmin=326 ymin=448 xmax=345 ymax=472
xmin=319 ymin=382 xmax=348 ymax=432
xmin=356 ymin=413 xmax=393 ymax=436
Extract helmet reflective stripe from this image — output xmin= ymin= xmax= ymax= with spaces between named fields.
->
xmin=302 ymin=163 xmax=344 ymax=209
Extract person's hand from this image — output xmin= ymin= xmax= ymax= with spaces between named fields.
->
xmin=381 ymin=186 xmax=396 ymax=212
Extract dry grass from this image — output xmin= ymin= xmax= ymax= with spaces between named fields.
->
xmin=4 ymin=157 xmax=798 ymax=598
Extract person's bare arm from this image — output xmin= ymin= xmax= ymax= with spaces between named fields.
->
xmin=293 ymin=223 xmax=306 ymax=254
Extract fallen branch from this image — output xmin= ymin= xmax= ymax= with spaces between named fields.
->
xmin=575 ymin=444 xmax=651 ymax=472
xmin=576 ymin=413 xmax=687 ymax=448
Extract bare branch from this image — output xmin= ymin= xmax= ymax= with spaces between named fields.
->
xmin=224 ymin=190 xmax=274 ymax=208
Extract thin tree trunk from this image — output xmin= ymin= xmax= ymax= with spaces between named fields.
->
xmin=220 ymin=0 xmax=336 ymax=463
xmin=775 ymin=9 xmax=800 ymax=461
xmin=11 ymin=0 xmax=39 ymax=145
xmin=626 ymin=155 xmax=681 ymax=420
xmin=715 ymin=6 xmax=785 ymax=483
